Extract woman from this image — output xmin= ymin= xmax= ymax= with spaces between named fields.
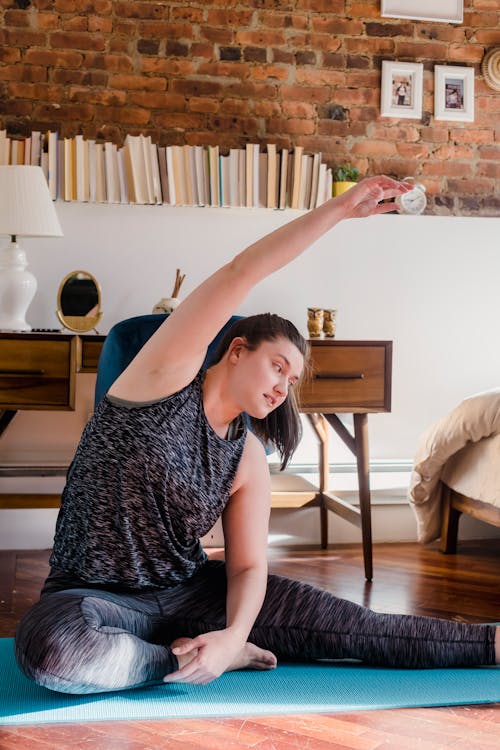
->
xmin=15 ymin=177 xmax=499 ymax=693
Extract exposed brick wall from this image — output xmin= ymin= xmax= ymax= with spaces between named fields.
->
xmin=0 ymin=0 xmax=499 ymax=215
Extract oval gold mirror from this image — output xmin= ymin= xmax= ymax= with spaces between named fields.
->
xmin=56 ymin=270 xmax=102 ymax=333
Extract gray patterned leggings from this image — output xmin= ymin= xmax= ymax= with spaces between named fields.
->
xmin=15 ymin=560 xmax=496 ymax=694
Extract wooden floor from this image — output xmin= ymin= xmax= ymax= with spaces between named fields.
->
xmin=1 ymin=540 xmax=499 ymax=749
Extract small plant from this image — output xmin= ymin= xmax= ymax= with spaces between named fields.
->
xmin=333 ymin=163 xmax=359 ymax=182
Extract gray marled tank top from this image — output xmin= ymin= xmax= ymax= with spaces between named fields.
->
xmin=49 ymin=372 xmax=247 ymax=590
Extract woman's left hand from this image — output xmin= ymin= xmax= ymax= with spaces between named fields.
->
xmin=163 ymin=629 xmax=244 ymax=685
xmin=335 ymin=175 xmax=411 ymax=219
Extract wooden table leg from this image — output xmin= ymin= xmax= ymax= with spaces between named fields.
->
xmin=353 ymin=413 xmax=373 ymax=581
xmin=0 ymin=410 xmax=17 ymax=437
xmin=307 ymin=414 xmax=329 ymax=549
xmin=440 ymin=484 xmax=461 ymax=554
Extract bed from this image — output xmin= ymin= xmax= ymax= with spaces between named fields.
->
xmin=408 ymin=389 xmax=500 ymax=552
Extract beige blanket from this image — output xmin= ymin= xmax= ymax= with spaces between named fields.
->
xmin=408 ymin=389 xmax=500 ymax=543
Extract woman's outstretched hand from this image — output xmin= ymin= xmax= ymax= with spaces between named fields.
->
xmin=334 ymin=175 xmax=412 ymax=219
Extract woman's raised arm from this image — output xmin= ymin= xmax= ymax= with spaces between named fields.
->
xmin=110 ymin=176 xmax=409 ymax=399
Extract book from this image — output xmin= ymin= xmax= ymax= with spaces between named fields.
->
xmin=104 ymin=141 xmax=120 ymax=203
xmin=88 ymin=139 xmax=96 ymax=203
xmin=266 ymin=143 xmax=278 ymax=209
xmin=182 ymin=144 xmax=195 ymax=206
xmin=258 ymin=152 xmax=267 ymax=208
xmin=165 ymin=146 xmax=176 ymax=206
xmin=229 ymin=148 xmax=241 ymax=207
xmin=274 ymin=153 xmax=281 ymax=208
xmin=0 ymin=130 xmax=9 ymax=166
xmin=63 ymin=137 xmax=73 ymax=201
xmin=47 ymin=131 xmax=59 ymax=200
xmin=245 ymin=143 xmax=254 ymax=208
xmin=141 ymin=135 xmax=155 ymax=204
xmin=290 ymin=145 xmax=304 ymax=209
xmin=116 ymin=147 xmax=129 ymax=204
xmin=316 ymin=163 xmax=327 ymax=208
xmin=124 ymin=134 xmax=148 ymax=204
xmin=171 ymin=145 xmax=187 ymax=205
xmin=149 ymin=140 xmax=162 ymax=204
xmin=244 ymin=143 xmax=260 ymax=208
xmin=10 ymin=139 xmax=25 ymax=165
xmin=325 ymin=167 xmax=333 ymax=204
xmin=299 ymin=153 xmax=313 ymax=210
xmin=309 ymin=152 xmax=321 ymax=210
xmin=122 ymin=141 xmax=136 ymax=204
xmin=157 ymin=146 xmax=169 ymax=204
xmin=318 ymin=165 xmax=333 ymax=206
xmin=238 ymin=149 xmax=246 ymax=207
xmin=58 ymin=138 xmax=65 ymax=199
xmin=40 ymin=150 xmax=49 ymax=181
xmin=23 ymin=136 xmax=31 ymax=165
xmin=75 ymin=135 xmax=89 ymax=203
xmin=194 ymin=145 xmax=207 ymax=206
xmin=219 ymin=154 xmax=230 ymax=207
xmin=95 ymin=143 xmax=107 ymax=203
xmin=30 ymin=131 xmax=41 ymax=167
xmin=278 ymin=149 xmax=289 ymax=210
xmin=207 ymin=145 xmax=220 ymax=207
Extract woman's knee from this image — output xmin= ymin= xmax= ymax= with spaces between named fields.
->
xmin=15 ymin=591 xmax=99 ymax=692
xmin=15 ymin=590 xmax=172 ymax=694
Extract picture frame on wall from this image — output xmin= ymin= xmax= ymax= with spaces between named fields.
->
xmin=380 ymin=61 xmax=423 ymax=119
xmin=434 ymin=65 xmax=474 ymax=122
xmin=380 ymin=0 xmax=463 ymax=24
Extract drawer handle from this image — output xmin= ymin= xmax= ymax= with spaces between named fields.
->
xmin=0 ymin=368 xmax=46 ymax=375
xmin=314 ymin=372 xmax=364 ymax=380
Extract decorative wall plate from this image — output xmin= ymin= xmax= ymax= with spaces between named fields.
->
xmin=482 ymin=48 xmax=500 ymax=92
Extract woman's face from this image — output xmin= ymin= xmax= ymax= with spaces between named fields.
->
xmin=229 ymin=336 xmax=304 ymax=419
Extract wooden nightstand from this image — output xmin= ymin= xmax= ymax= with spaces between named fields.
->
xmin=295 ymin=340 xmax=392 ymax=581
xmin=0 ymin=331 xmax=104 ymax=509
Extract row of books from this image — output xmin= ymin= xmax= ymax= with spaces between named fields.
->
xmin=0 ymin=130 xmax=333 ymax=210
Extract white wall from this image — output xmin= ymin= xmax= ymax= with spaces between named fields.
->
xmin=1 ymin=203 xmax=500 ymax=546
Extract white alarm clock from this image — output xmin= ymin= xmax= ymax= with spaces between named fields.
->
xmin=395 ymin=178 xmax=427 ymax=215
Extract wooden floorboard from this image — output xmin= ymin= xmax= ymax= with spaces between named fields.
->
xmin=1 ymin=540 xmax=499 ymax=748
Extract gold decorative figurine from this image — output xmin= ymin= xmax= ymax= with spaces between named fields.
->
xmin=323 ymin=309 xmax=337 ymax=337
xmin=307 ymin=307 xmax=324 ymax=338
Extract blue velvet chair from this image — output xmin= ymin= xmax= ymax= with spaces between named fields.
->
xmin=94 ymin=313 xmax=243 ymax=408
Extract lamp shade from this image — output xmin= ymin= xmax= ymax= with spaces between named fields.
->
xmin=0 ymin=165 xmax=63 ymax=238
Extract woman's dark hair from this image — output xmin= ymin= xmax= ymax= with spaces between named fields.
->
xmin=210 ymin=314 xmax=311 ymax=470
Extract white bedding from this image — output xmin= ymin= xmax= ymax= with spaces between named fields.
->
xmin=408 ymin=389 xmax=500 ymax=543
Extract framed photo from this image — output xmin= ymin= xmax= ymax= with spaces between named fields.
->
xmin=380 ymin=61 xmax=423 ymax=119
xmin=381 ymin=0 xmax=463 ymax=24
xmin=434 ymin=65 xmax=474 ymax=122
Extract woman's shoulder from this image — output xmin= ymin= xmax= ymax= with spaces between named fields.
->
xmin=105 ymin=370 xmax=203 ymax=411
xmin=238 ymin=430 xmax=269 ymax=473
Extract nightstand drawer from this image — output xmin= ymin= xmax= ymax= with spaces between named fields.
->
xmin=0 ymin=335 xmax=79 ymax=409
xmin=79 ymin=335 xmax=105 ymax=372
xmin=299 ymin=341 xmax=392 ymax=413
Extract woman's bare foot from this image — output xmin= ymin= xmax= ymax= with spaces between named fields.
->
xmin=227 ymin=641 xmax=277 ymax=672
xmin=170 ymin=637 xmax=277 ymax=672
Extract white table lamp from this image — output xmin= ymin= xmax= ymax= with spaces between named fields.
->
xmin=0 ymin=165 xmax=63 ymax=331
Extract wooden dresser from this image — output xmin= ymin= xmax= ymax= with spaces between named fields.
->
xmin=0 ymin=333 xmax=392 ymax=580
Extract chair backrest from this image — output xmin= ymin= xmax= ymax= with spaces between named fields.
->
xmin=94 ymin=313 xmax=242 ymax=408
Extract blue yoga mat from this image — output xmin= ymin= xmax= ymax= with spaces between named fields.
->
xmin=1 ymin=638 xmax=499 ymax=725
